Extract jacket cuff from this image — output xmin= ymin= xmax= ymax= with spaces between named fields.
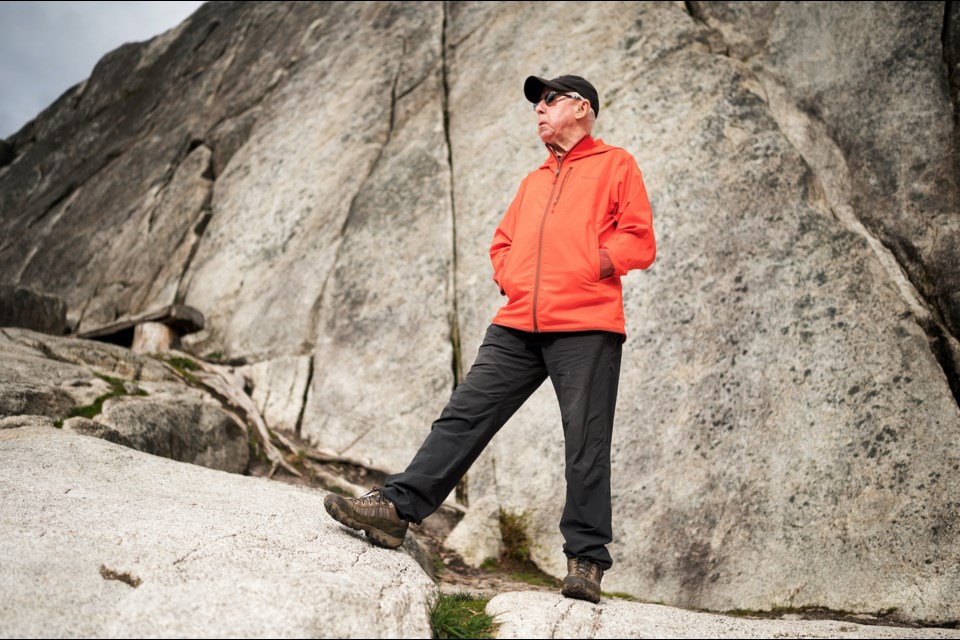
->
xmin=603 ymin=245 xmax=627 ymax=277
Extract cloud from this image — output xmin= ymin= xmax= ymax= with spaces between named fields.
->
xmin=0 ymin=1 xmax=204 ymax=138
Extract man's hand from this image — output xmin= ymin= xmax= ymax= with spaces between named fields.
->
xmin=599 ymin=248 xmax=615 ymax=279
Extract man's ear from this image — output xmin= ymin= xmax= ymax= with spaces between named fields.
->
xmin=574 ymin=99 xmax=590 ymax=121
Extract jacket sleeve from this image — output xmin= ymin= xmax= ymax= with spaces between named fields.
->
xmin=601 ymin=155 xmax=656 ymax=276
xmin=490 ymin=181 xmax=525 ymax=293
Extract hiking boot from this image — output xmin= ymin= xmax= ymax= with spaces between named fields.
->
xmin=324 ymin=487 xmax=409 ymax=549
xmin=561 ymin=557 xmax=604 ymax=603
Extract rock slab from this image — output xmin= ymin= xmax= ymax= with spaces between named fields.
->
xmin=0 ymin=426 xmax=436 ymax=638
xmin=487 ymin=591 xmax=960 ymax=639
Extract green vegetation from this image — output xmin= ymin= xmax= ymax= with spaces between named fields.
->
xmin=602 ymin=591 xmax=637 ymax=601
xmin=481 ymin=509 xmax=562 ymax=588
xmin=499 ymin=509 xmax=533 ymax=565
xmin=430 ymin=592 xmax=496 ymax=639
xmin=248 ymin=431 xmax=270 ymax=466
xmin=509 ymin=570 xmax=560 ymax=589
xmin=722 ymin=605 xmax=898 ymax=620
xmin=166 ymin=355 xmax=198 ymax=371
xmin=165 ymin=355 xmax=201 ymax=385
xmin=59 ymin=372 xmax=147 ymax=424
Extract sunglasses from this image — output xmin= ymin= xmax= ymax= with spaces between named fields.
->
xmin=533 ymin=90 xmax=583 ymax=110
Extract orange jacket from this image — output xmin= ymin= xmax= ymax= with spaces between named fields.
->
xmin=490 ymin=135 xmax=655 ymax=336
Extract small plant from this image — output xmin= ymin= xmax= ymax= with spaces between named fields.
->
xmin=248 ymin=431 xmax=270 ymax=466
xmin=499 ymin=509 xmax=533 ymax=565
xmin=165 ymin=355 xmax=201 ymax=385
xmin=602 ymin=591 xmax=637 ymax=601
xmin=430 ymin=592 xmax=496 ymax=639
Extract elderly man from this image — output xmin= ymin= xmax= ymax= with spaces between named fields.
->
xmin=325 ymin=74 xmax=655 ymax=603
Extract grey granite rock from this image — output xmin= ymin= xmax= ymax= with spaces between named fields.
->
xmin=0 ymin=286 xmax=67 ymax=334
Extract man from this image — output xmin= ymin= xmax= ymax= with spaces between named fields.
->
xmin=325 ymin=74 xmax=655 ymax=604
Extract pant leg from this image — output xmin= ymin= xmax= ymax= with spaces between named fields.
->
xmin=382 ymin=324 xmax=547 ymax=523
xmin=542 ymin=330 xmax=623 ymax=571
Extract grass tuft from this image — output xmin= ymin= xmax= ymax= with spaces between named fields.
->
xmin=431 ymin=592 xmax=496 ymax=639
xmin=165 ymin=355 xmax=201 ymax=385
xmin=499 ymin=509 xmax=532 ymax=565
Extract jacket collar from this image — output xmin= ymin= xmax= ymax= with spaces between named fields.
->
xmin=541 ymin=135 xmax=604 ymax=169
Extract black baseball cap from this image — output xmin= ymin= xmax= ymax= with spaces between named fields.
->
xmin=524 ymin=74 xmax=600 ymax=117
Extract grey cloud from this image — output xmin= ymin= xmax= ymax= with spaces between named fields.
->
xmin=0 ymin=1 xmax=203 ymax=138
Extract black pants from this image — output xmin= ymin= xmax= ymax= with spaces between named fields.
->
xmin=381 ymin=323 xmax=622 ymax=570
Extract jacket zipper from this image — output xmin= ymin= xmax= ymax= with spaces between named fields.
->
xmin=532 ymin=160 xmax=574 ymax=332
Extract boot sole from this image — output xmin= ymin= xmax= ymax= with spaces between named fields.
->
xmin=561 ymin=576 xmax=601 ymax=604
xmin=324 ymin=495 xmax=406 ymax=549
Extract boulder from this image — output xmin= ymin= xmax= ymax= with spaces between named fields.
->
xmin=0 ymin=328 xmax=247 ymax=473
xmin=0 ymin=426 xmax=435 ymax=638
xmin=442 ymin=496 xmax=501 ymax=568
xmin=67 ymin=395 xmax=247 ymax=474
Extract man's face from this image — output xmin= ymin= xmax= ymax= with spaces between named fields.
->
xmin=534 ymin=89 xmax=582 ymax=146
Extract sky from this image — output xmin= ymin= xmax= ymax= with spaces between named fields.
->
xmin=0 ymin=1 xmax=205 ymax=139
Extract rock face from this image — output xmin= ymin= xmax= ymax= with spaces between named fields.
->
xmin=0 ymin=426 xmax=435 ymax=638
xmin=444 ymin=1 xmax=960 ymax=624
xmin=1 ymin=0 xmax=958 ymax=622
xmin=0 ymin=328 xmax=248 ymax=473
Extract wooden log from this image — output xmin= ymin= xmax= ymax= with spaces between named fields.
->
xmin=132 ymin=322 xmax=178 ymax=354
xmin=77 ymin=304 xmax=204 ymax=340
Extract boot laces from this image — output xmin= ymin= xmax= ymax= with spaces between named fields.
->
xmin=572 ymin=557 xmax=598 ymax=578
xmin=355 ymin=487 xmax=390 ymax=508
